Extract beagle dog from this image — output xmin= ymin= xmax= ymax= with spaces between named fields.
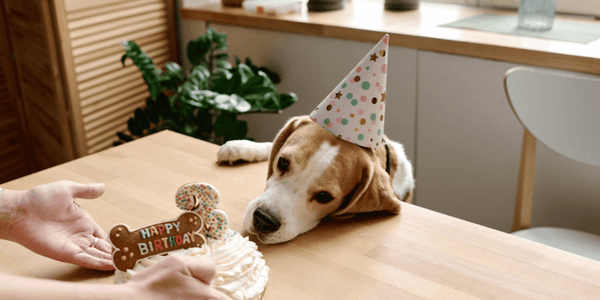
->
xmin=217 ymin=116 xmax=414 ymax=244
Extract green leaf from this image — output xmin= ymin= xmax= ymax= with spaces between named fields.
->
xmin=128 ymin=118 xmax=143 ymax=136
xmin=120 ymin=41 xmax=163 ymax=100
xmin=165 ymin=63 xmax=183 ymax=82
xmin=238 ymin=64 xmax=254 ymax=85
xmin=214 ymin=53 xmax=229 ymax=61
xmin=215 ymin=60 xmax=232 ymax=70
xmin=258 ymin=66 xmax=281 ymax=84
xmin=214 ymin=112 xmax=246 ymax=142
xmin=279 ymin=92 xmax=298 ymax=109
xmin=145 ymin=97 xmax=160 ymax=124
xmin=117 ymin=132 xmax=134 ymax=142
xmin=214 ymin=94 xmax=251 ymax=113
xmin=213 ymin=30 xmax=228 ymax=51
xmin=187 ymin=36 xmax=211 ymax=65
xmin=134 ymin=108 xmax=150 ymax=131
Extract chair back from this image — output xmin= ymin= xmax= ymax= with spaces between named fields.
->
xmin=504 ymin=67 xmax=600 ymax=231
xmin=505 ymin=68 xmax=600 ymax=167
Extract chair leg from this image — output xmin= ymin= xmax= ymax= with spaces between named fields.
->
xmin=512 ymin=129 xmax=537 ymax=232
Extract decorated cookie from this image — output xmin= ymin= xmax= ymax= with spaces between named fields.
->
xmin=204 ymin=209 xmax=229 ymax=239
xmin=175 ymin=183 xmax=230 ymax=240
xmin=109 ymin=211 xmax=206 ymax=271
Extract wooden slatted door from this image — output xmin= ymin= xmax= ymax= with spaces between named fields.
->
xmin=4 ymin=0 xmax=76 ymax=171
xmin=0 ymin=2 xmax=32 ymax=183
xmin=54 ymin=0 xmax=178 ymax=155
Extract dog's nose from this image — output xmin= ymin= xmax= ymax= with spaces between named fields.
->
xmin=253 ymin=207 xmax=281 ymax=234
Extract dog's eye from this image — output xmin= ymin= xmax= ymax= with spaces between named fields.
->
xmin=277 ymin=156 xmax=290 ymax=173
xmin=314 ymin=191 xmax=334 ymax=204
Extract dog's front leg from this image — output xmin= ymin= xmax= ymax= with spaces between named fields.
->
xmin=217 ymin=140 xmax=273 ymax=164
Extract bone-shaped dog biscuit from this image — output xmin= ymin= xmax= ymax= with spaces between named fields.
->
xmin=109 ymin=211 xmax=206 ymax=272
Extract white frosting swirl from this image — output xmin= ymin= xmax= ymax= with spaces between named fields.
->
xmin=114 ymin=230 xmax=269 ymax=300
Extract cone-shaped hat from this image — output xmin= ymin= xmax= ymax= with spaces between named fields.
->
xmin=310 ymin=35 xmax=389 ymax=148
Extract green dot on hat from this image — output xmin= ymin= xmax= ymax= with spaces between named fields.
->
xmin=351 ymin=99 xmax=358 ymax=106
xmin=324 ymin=118 xmax=330 ymax=125
xmin=358 ymin=134 xmax=364 ymax=141
xmin=346 ymin=93 xmax=353 ymax=100
xmin=362 ymin=82 xmax=370 ymax=90
xmin=342 ymin=83 xmax=347 ymax=89
xmin=370 ymin=113 xmax=377 ymax=121
xmin=341 ymin=119 xmax=348 ymax=125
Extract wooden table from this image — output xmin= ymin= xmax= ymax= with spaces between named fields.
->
xmin=1 ymin=130 xmax=599 ymax=299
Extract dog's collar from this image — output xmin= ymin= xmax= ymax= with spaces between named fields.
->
xmin=383 ymin=139 xmax=391 ymax=175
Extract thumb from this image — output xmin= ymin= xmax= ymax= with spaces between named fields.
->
xmin=63 ymin=181 xmax=106 ymax=199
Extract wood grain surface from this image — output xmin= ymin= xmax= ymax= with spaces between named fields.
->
xmin=181 ymin=0 xmax=600 ymax=76
xmin=1 ymin=130 xmax=599 ymax=299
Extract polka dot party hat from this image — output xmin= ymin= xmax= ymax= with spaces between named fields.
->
xmin=310 ymin=34 xmax=389 ymax=148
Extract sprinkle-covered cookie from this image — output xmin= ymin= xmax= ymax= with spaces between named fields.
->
xmin=175 ymin=183 xmax=229 ymax=240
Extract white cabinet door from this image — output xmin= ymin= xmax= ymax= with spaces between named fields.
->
xmin=416 ymin=51 xmax=523 ymax=232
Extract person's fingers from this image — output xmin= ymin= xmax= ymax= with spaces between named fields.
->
xmin=72 ymin=252 xmax=115 ymax=271
xmin=92 ymin=237 xmax=113 ymax=254
xmin=185 ymin=257 xmax=217 ymax=285
xmin=88 ymin=216 xmax=109 ymax=241
xmin=86 ymin=244 xmax=112 ymax=260
xmin=63 ymin=181 xmax=106 ymax=199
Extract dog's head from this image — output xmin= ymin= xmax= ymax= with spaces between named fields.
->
xmin=243 ymin=116 xmax=403 ymax=244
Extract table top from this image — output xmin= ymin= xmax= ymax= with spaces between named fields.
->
xmin=1 ymin=130 xmax=600 ymax=299
xmin=181 ymin=0 xmax=600 ymax=75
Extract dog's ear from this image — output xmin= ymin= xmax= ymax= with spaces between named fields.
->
xmin=331 ymin=161 xmax=402 ymax=216
xmin=267 ymin=116 xmax=313 ymax=178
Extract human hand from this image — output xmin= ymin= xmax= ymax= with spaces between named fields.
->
xmin=126 ymin=255 xmax=230 ymax=300
xmin=4 ymin=180 xmax=114 ymax=270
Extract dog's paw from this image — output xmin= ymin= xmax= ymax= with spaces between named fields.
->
xmin=217 ymin=140 xmax=272 ymax=164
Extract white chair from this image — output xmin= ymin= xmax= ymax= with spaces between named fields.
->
xmin=504 ymin=67 xmax=600 ymax=261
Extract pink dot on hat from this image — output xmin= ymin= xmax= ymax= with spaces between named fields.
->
xmin=356 ymin=66 xmax=362 ymax=72
xmin=382 ymin=64 xmax=387 ymax=74
xmin=336 ymin=117 xmax=343 ymax=124
xmin=378 ymin=86 xmax=384 ymax=92
xmin=361 ymin=95 xmax=367 ymax=102
xmin=358 ymin=109 xmax=364 ymax=116
xmin=327 ymin=123 xmax=333 ymax=128
xmin=380 ymin=104 xmax=384 ymax=110
xmin=372 ymin=121 xmax=377 ymax=125
xmin=330 ymin=93 xmax=334 ymax=98
xmin=337 ymin=109 xmax=340 ymax=112
xmin=383 ymin=35 xmax=389 ymax=45
xmin=350 ymin=77 xmax=354 ymax=83
xmin=330 ymin=101 xmax=335 ymax=105
xmin=373 ymin=73 xmax=377 ymax=77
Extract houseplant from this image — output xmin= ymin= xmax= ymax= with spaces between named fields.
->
xmin=114 ymin=28 xmax=297 ymax=146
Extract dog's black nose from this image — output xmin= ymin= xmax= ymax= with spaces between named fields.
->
xmin=253 ymin=207 xmax=281 ymax=234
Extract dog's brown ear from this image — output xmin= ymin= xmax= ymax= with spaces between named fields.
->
xmin=267 ymin=116 xmax=312 ymax=178
xmin=331 ymin=162 xmax=402 ymax=216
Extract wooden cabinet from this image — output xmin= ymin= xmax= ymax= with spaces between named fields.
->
xmin=0 ymin=2 xmax=31 ymax=183
xmin=0 ymin=0 xmax=178 ymax=183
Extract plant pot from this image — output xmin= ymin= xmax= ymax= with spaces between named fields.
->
xmin=384 ymin=0 xmax=419 ymax=11
xmin=222 ymin=0 xmax=244 ymax=7
xmin=307 ymin=0 xmax=347 ymax=12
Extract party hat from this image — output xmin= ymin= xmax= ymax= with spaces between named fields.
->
xmin=310 ymin=35 xmax=389 ymax=148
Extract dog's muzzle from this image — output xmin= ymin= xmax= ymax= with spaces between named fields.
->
xmin=252 ymin=207 xmax=281 ymax=234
